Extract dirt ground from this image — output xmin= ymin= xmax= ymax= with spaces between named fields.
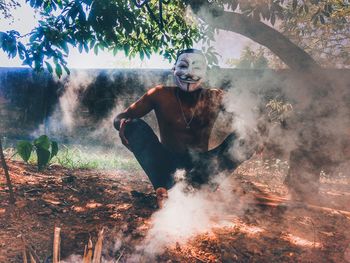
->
xmin=1 ymin=158 xmax=350 ymax=263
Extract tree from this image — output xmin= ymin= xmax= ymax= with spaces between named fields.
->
xmin=0 ymin=0 xmax=203 ymax=77
xmin=1 ymin=0 xmax=349 ymax=77
xmin=226 ymin=46 xmax=270 ymax=69
xmin=281 ymin=1 xmax=350 ymax=67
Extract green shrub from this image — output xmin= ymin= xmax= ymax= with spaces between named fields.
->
xmin=16 ymin=135 xmax=58 ymax=170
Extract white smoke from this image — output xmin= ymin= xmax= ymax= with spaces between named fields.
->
xmin=135 ymin=171 xmax=249 ymax=257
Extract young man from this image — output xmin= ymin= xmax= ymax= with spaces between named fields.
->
xmin=114 ymin=49 xmax=250 ymax=207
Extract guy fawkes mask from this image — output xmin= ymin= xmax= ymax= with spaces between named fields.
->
xmin=173 ymin=52 xmax=207 ymax=92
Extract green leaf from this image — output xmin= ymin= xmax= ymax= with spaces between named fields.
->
xmin=123 ymin=44 xmax=130 ymax=56
xmin=63 ymin=64 xmax=70 ymax=75
xmin=50 ymin=141 xmax=58 ymax=160
xmin=29 ymin=33 xmax=38 ymax=43
xmin=36 ymin=146 xmax=51 ymax=170
xmin=60 ymin=41 xmax=69 ymax=54
xmin=16 ymin=141 xmax=33 ymax=162
xmin=83 ymin=43 xmax=89 ymax=53
xmin=45 ymin=62 xmax=53 ymax=73
xmin=94 ymin=44 xmax=99 ymax=55
xmin=55 ymin=63 xmax=62 ymax=78
xmin=140 ymin=50 xmax=144 ymax=60
xmin=90 ymin=39 xmax=96 ymax=49
xmin=33 ymin=135 xmax=51 ymax=150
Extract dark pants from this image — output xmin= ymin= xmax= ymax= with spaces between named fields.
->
xmin=123 ymin=119 xmax=245 ymax=190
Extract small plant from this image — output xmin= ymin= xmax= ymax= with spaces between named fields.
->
xmin=266 ymin=98 xmax=293 ymax=123
xmin=16 ymin=135 xmax=58 ymax=170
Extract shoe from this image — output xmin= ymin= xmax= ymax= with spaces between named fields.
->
xmin=155 ymin=187 xmax=168 ymax=209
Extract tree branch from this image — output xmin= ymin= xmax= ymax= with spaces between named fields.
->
xmin=190 ymin=2 xmax=320 ymax=70
xmin=0 ymin=137 xmax=15 ymax=204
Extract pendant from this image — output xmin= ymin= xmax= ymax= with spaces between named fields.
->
xmin=186 ymin=124 xmax=190 ymax=129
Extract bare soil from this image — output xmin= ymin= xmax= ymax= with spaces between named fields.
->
xmin=1 ymin=159 xmax=350 ymax=263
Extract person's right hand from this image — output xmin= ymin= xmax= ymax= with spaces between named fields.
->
xmin=119 ymin=118 xmax=131 ymax=150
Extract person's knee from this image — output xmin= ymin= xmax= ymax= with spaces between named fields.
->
xmin=113 ymin=116 xmax=121 ymax=131
xmin=124 ymin=119 xmax=148 ymax=135
xmin=123 ymin=118 xmax=158 ymax=146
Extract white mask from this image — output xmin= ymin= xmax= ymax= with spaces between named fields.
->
xmin=173 ymin=52 xmax=207 ymax=92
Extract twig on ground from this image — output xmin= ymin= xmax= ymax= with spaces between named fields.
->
xmin=29 ymin=252 xmax=37 ymax=263
xmin=116 ymin=248 xmax=125 ymax=263
xmin=24 ymin=188 xmax=42 ymax=194
xmin=192 ymin=254 xmax=208 ymax=263
xmin=21 ymin=236 xmax=41 ymax=263
xmin=67 ymin=186 xmax=79 ymax=192
xmin=22 ymin=241 xmax=28 ymax=263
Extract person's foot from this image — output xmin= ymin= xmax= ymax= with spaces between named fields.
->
xmin=155 ymin=187 xmax=168 ymax=208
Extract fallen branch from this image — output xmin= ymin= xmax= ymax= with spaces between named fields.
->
xmin=0 ymin=137 xmax=15 ymax=204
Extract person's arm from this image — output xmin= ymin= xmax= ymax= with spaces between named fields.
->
xmin=114 ymin=86 xmax=160 ymax=130
xmin=114 ymin=86 xmax=160 ymax=147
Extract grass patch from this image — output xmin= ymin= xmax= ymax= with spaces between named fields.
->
xmin=54 ymin=144 xmax=140 ymax=171
xmin=7 ymin=142 xmax=140 ymax=171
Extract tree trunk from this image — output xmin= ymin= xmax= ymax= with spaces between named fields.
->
xmin=191 ymin=2 xmax=320 ymax=70
xmin=0 ymin=137 xmax=16 ymax=204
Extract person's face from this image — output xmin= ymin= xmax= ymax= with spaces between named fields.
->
xmin=173 ymin=52 xmax=207 ymax=92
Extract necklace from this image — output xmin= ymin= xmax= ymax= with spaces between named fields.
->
xmin=175 ymin=86 xmax=202 ymax=129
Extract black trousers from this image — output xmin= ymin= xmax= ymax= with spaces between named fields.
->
xmin=123 ymin=119 xmax=245 ymax=190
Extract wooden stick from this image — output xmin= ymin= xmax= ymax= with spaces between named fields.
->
xmin=53 ymin=227 xmax=61 ymax=263
xmin=116 ymin=249 xmax=124 ymax=263
xmin=22 ymin=243 xmax=28 ymax=263
xmin=0 ymin=137 xmax=15 ymax=204
xmin=83 ymin=238 xmax=93 ymax=263
xmin=21 ymin=236 xmax=41 ymax=263
xmin=29 ymin=252 xmax=37 ymax=263
xmin=92 ymin=228 xmax=104 ymax=263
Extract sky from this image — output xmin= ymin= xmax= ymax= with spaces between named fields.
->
xmin=0 ymin=0 xmax=254 ymax=69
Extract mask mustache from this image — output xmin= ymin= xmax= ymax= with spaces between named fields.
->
xmin=179 ymin=75 xmax=201 ymax=83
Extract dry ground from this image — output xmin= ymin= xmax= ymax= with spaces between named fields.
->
xmin=1 ymin=158 xmax=350 ymax=262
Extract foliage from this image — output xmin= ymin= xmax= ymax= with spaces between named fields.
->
xmin=266 ymin=98 xmax=293 ymax=123
xmin=0 ymin=0 xmax=202 ymax=77
xmin=0 ymin=0 xmax=20 ymax=19
xmin=0 ymin=0 xmax=349 ymax=74
xmin=16 ymin=135 xmax=58 ymax=170
xmin=282 ymin=1 xmax=350 ymax=67
xmin=226 ymin=47 xmax=270 ymax=69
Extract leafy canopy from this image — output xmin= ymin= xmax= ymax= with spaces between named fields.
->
xmin=0 ymin=0 xmax=349 ymax=76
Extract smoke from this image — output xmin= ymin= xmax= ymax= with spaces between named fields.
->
xmin=125 ymin=170 xmax=249 ymax=259
xmin=31 ymin=70 xmax=98 ymax=141
xmin=30 ymin=69 xmax=173 ymax=146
